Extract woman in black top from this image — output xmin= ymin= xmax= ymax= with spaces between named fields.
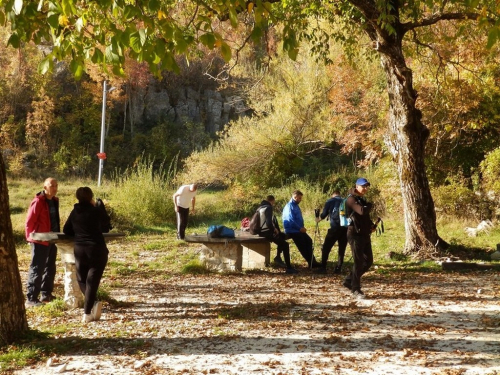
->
xmin=63 ymin=187 xmax=111 ymax=323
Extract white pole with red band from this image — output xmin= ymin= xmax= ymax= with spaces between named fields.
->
xmin=97 ymin=80 xmax=115 ymax=187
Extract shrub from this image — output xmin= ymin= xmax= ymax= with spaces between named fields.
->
xmin=432 ymin=181 xmax=491 ymax=221
xmin=108 ymin=155 xmax=176 ymax=227
xmin=480 ymin=147 xmax=500 ymax=195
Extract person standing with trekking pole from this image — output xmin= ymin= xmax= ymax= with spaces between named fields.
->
xmin=315 ymin=190 xmax=348 ymax=274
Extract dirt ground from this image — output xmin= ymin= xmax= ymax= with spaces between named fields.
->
xmin=14 ymin=260 xmax=500 ymax=375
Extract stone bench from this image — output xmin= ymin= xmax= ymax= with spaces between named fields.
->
xmin=30 ymin=232 xmax=125 ymax=308
xmin=184 ymin=231 xmax=271 ymax=272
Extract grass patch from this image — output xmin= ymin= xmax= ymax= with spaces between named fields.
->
xmin=0 ymin=329 xmax=79 ymax=372
xmin=0 ymin=345 xmax=44 ymax=371
xmin=107 ymin=261 xmax=139 ymax=277
xmin=143 ymin=241 xmax=170 ymax=251
xmin=181 ymin=260 xmax=211 ymax=274
xmin=39 ymin=298 xmax=67 ymax=318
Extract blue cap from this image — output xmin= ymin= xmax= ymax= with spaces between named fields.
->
xmin=356 ymin=178 xmax=370 ymax=186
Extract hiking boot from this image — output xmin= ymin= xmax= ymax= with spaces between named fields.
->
xmin=342 ymin=280 xmax=352 ymax=290
xmin=91 ymin=301 xmax=102 ymax=321
xmin=352 ymin=290 xmax=365 ymax=300
xmin=40 ymin=294 xmax=56 ymax=303
xmin=273 ymin=256 xmax=286 ymax=268
xmin=25 ymin=299 xmax=43 ymax=308
xmin=285 ymin=267 xmax=299 ymax=274
xmin=333 ymin=265 xmax=342 ymax=274
xmin=82 ymin=314 xmax=93 ymax=323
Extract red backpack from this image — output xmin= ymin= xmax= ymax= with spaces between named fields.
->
xmin=240 ymin=217 xmax=250 ymax=231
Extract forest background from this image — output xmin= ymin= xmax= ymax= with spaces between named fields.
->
xmin=2 ymin=15 xmax=500 ymax=229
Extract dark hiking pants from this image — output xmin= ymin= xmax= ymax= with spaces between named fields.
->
xmin=74 ymin=244 xmax=109 ymax=315
xmin=344 ymin=232 xmax=373 ymax=292
xmin=26 ymin=242 xmax=57 ymax=302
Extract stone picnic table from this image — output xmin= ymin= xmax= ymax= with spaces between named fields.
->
xmin=184 ymin=230 xmax=271 ymax=272
xmin=30 ymin=232 xmax=125 ymax=308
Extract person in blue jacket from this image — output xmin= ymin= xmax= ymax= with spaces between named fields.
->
xmin=282 ymin=190 xmax=321 ymax=268
xmin=315 ymin=190 xmax=348 ymax=274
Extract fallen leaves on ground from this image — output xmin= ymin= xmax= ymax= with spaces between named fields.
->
xmin=14 ymin=245 xmax=500 ymax=375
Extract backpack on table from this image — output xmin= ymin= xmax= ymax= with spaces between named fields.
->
xmin=207 ymin=225 xmax=235 ymax=238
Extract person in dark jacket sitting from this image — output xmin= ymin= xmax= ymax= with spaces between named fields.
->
xmin=342 ymin=178 xmax=375 ymax=299
xmin=255 ymin=196 xmax=298 ymax=274
xmin=63 ymin=187 xmax=111 ymax=323
xmin=315 ymin=190 xmax=348 ymax=274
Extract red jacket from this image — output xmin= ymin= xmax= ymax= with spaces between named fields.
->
xmin=25 ymin=191 xmax=60 ymax=245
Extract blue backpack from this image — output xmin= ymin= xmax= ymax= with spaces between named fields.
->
xmin=339 ymin=194 xmax=352 ymax=227
xmin=207 ymin=225 xmax=235 ymax=238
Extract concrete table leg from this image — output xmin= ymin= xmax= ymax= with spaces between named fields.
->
xmin=57 ymin=243 xmax=84 ymax=308
xmin=241 ymin=242 xmax=271 ymax=269
xmin=199 ymin=242 xmax=243 ymax=271
xmin=64 ymin=262 xmax=84 ymax=308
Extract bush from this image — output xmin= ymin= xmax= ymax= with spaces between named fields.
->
xmin=480 ymin=147 xmax=500 ymax=195
xmin=108 ymin=155 xmax=176 ymax=227
xmin=432 ymin=181 xmax=491 ymax=221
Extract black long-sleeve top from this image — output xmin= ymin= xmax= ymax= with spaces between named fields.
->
xmin=63 ymin=201 xmax=111 ymax=246
xmin=346 ymin=188 xmax=373 ymax=235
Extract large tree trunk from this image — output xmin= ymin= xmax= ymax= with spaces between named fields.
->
xmin=0 ymin=154 xmax=28 ymax=344
xmin=379 ymin=43 xmax=448 ymax=257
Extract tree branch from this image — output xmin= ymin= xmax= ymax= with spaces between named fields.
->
xmin=402 ymin=12 xmax=485 ymax=32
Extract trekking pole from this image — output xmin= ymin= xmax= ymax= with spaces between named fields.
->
xmin=312 ymin=209 xmax=321 ymax=269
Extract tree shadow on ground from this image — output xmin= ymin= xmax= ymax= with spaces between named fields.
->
xmin=446 ymin=244 xmax=495 ymax=261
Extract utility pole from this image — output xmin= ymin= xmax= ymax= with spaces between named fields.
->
xmin=97 ymin=80 xmax=115 ymax=187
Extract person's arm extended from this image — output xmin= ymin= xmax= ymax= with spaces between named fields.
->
xmin=191 ymin=196 xmax=196 ymax=213
xmin=319 ymin=201 xmax=330 ymax=221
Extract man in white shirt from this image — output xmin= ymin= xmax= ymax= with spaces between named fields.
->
xmin=173 ymin=183 xmax=197 ymax=240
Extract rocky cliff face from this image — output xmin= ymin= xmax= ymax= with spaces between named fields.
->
xmin=127 ymin=82 xmax=249 ymax=133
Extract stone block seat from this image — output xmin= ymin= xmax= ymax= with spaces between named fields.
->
xmin=184 ymin=230 xmax=271 ymax=272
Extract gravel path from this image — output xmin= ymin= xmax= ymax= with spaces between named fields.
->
xmin=16 ymin=268 xmax=500 ymax=374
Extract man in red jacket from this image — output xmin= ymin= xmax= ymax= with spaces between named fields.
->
xmin=25 ymin=177 xmax=60 ymax=307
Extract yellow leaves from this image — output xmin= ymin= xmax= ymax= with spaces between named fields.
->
xmin=58 ymin=14 xmax=69 ymax=26
xmin=158 ymin=10 xmax=166 ymax=20
xmin=247 ymin=2 xmax=254 ymax=13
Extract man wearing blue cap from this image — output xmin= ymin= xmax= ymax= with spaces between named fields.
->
xmin=342 ymin=177 xmax=375 ymax=299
